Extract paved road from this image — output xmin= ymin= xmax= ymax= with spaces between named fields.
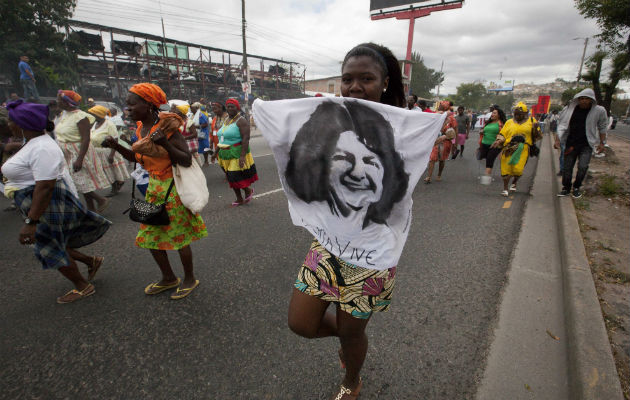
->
xmin=0 ymin=132 xmax=537 ymax=399
xmin=609 ymin=121 xmax=630 ymax=141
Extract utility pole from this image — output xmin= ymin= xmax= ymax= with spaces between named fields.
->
xmin=576 ymin=37 xmax=589 ymax=87
xmin=436 ymin=59 xmax=444 ymax=99
xmin=241 ymin=0 xmax=250 ymax=112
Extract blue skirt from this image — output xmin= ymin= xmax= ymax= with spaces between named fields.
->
xmin=13 ymin=180 xmax=112 ymax=269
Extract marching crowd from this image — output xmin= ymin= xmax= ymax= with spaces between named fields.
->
xmin=1 ymin=46 xmax=610 ymax=400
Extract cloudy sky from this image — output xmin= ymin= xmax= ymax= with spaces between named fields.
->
xmin=72 ymin=0 xmax=626 ymax=95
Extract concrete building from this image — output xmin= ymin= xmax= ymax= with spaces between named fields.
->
xmin=305 ymin=76 xmax=342 ymax=97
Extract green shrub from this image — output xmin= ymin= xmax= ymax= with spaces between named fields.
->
xmin=599 ymin=175 xmax=622 ymax=196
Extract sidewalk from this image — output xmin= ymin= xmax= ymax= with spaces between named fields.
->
xmin=476 ymin=134 xmax=624 ymax=399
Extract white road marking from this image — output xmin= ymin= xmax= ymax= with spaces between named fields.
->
xmin=252 ymin=188 xmax=284 ymax=199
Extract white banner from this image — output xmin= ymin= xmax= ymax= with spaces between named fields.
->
xmin=253 ymin=97 xmax=444 ymax=270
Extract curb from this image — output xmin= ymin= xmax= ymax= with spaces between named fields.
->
xmin=551 ymin=134 xmax=624 ymax=399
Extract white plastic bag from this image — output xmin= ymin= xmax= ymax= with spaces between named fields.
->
xmin=172 ymin=161 xmax=209 ymax=213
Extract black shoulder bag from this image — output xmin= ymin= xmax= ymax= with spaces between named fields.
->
xmin=124 ymin=167 xmax=174 ymax=226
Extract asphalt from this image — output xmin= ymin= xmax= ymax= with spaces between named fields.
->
xmin=477 ymin=133 xmax=624 ymax=400
xmin=1 ymin=127 xmax=607 ymax=399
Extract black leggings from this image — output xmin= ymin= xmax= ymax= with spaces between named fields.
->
xmin=478 ymin=144 xmax=501 ymax=169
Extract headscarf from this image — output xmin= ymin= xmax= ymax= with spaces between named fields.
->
xmin=7 ymin=100 xmax=49 ymax=131
xmin=514 ymin=102 xmax=528 ymax=112
xmin=226 ymin=98 xmax=240 ymax=111
xmin=129 ymin=83 xmax=167 ymax=108
xmin=439 ymin=101 xmax=450 ymax=112
xmin=176 ymin=104 xmax=190 ymax=115
xmin=88 ymin=105 xmax=111 ymax=119
xmin=58 ymin=90 xmax=81 ymax=107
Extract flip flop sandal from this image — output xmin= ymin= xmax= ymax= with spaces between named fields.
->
xmin=331 ymin=378 xmax=362 ymax=400
xmin=170 ymin=280 xmax=200 ymax=300
xmin=244 ymin=188 xmax=255 ymax=203
xmin=424 ymin=177 xmax=431 ymax=184
xmin=509 ymin=184 xmax=517 ymax=192
xmin=87 ymin=256 xmax=104 ymax=281
xmin=57 ymin=284 xmax=95 ymax=304
xmin=144 ymin=278 xmax=181 ymax=295
xmin=231 ymin=201 xmax=244 ymax=207
xmin=501 ymin=190 xmax=509 ymax=197
xmin=435 ymin=176 xmax=442 ymax=182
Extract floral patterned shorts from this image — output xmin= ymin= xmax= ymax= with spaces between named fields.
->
xmin=295 ymin=240 xmax=397 ymax=319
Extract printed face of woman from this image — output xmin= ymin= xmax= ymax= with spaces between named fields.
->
xmin=330 ymin=131 xmax=384 ymax=209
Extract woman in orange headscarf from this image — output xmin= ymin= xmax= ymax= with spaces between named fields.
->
xmin=424 ymin=100 xmax=457 ymax=183
xmin=102 ymin=83 xmax=207 ymax=299
xmin=55 ymin=90 xmax=111 ymax=212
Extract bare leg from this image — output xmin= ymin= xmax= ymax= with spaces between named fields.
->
xmin=485 ymin=167 xmax=493 ymax=175
xmin=425 ymin=161 xmax=435 ymax=181
xmin=232 ymin=188 xmax=244 ymax=204
xmin=437 ymin=160 xmax=445 ymax=177
xmin=177 ymin=245 xmax=196 ymax=289
xmin=67 ymin=248 xmax=92 ymax=266
xmin=502 ymin=175 xmax=510 ymax=191
xmin=58 ymin=255 xmax=90 ymax=291
xmin=83 ymin=193 xmax=95 ymax=211
xmin=288 ymin=288 xmax=338 ymax=338
xmin=512 ymin=175 xmax=521 ymax=186
xmin=149 ymin=249 xmax=178 ymax=285
xmin=337 ymin=307 xmax=370 ymax=390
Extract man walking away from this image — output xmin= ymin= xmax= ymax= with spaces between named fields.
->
xmin=18 ymin=56 xmax=39 ymax=102
xmin=555 ymin=88 xmax=608 ymax=198
xmin=453 ymin=106 xmax=470 ymax=158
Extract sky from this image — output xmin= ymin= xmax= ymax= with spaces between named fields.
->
xmin=72 ymin=0 xmax=628 ymax=96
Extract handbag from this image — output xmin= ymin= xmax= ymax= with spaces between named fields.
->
xmin=131 ymin=133 xmax=168 ymax=158
xmin=172 ymin=161 xmax=209 ymax=213
xmin=124 ymin=169 xmax=174 ymax=225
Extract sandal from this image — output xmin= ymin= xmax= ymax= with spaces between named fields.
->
xmin=57 ymin=283 xmax=95 ymax=304
xmin=509 ymin=184 xmax=517 ymax=192
xmin=435 ymin=175 xmax=442 ymax=182
xmin=231 ymin=201 xmax=244 ymax=207
xmin=331 ymin=378 xmax=362 ymax=400
xmin=144 ymin=278 xmax=181 ymax=295
xmin=501 ymin=190 xmax=509 ymax=197
xmin=244 ymin=188 xmax=255 ymax=203
xmin=87 ymin=256 xmax=104 ymax=281
xmin=424 ymin=177 xmax=431 ymax=184
xmin=170 ymin=280 xmax=200 ymax=300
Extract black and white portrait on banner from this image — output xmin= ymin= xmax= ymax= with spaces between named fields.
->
xmin=253 ymin=97 xmax=445 ymax=270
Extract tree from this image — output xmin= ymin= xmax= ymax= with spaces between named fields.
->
xmin=0 ymin=0 xmax=82 ymax=96
xmin=574 ymin=0 xmax=630 ymax=113
xmin=451 ymin=82 xmax=487 ymax=110
xmin=408 ymin=52 xmax=443 ymax=99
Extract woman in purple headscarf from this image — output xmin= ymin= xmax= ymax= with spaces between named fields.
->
xmin=1 ymin=100 xmax=111 ymax=304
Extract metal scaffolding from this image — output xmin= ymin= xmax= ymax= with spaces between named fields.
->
xmin=68 ymin=20 xmax=306 ymax=104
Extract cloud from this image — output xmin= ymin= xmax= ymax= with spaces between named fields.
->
xmin=73 ymin=0 xmax=627 ymax=95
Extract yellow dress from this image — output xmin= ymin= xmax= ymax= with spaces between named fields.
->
xmin=499 ymin=118 xmax=537 ymax=177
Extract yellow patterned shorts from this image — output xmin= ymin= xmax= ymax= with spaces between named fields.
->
xmin=295 ymin=240 xmax=397 ymax=319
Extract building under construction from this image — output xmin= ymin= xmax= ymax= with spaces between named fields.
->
xmin=69 ymin=20 xmax=305 ymax=104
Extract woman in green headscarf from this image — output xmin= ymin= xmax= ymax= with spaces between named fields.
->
xmin=491 ymin=102 xmax=540 ymax=196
